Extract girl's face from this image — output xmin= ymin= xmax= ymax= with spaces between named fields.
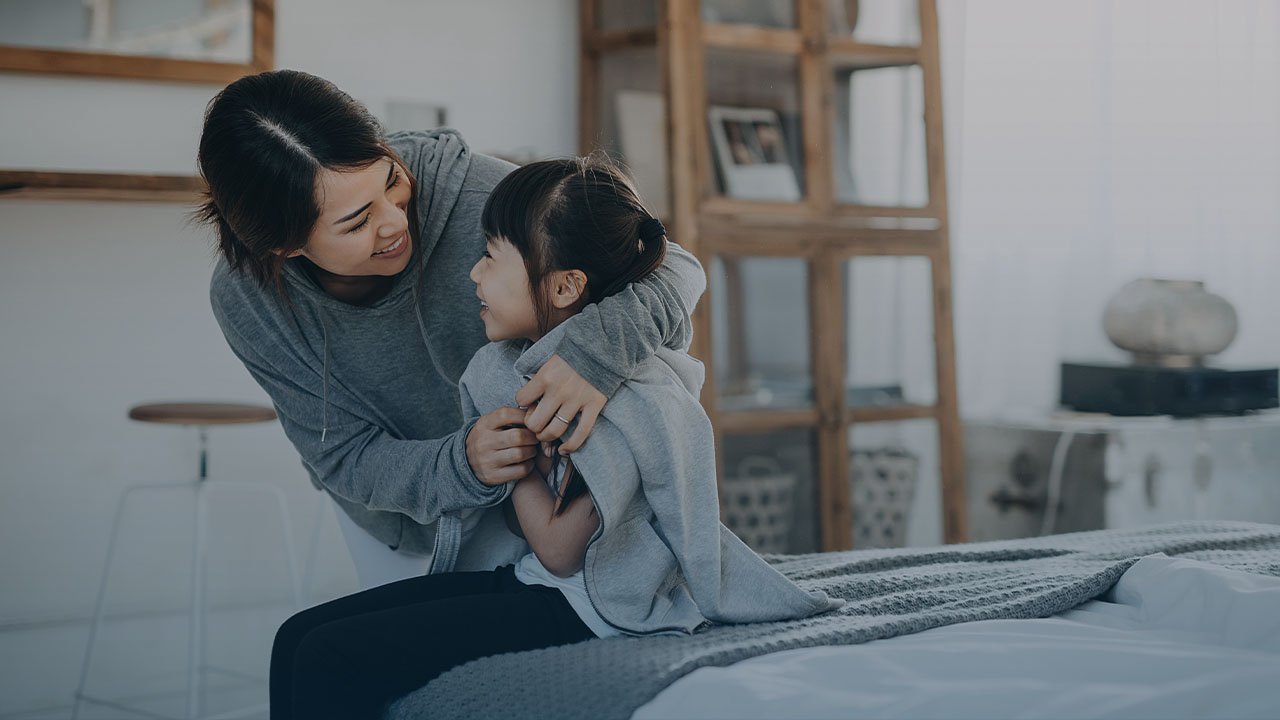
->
xmin=469 ymin=236 xmax=541 ymax=342
xmin=289 ymin=158 xmax=413 ymax=276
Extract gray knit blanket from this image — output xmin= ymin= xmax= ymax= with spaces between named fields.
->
xmin=388 ymin=520 xmax=1280 ymax=720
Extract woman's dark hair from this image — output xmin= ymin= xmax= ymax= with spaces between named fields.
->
xmin=481 ymin=156 xmax=667 ymax=337
xmin=481 ymin=156 xmax=667 ymax=513
xmin=194 ymin=69 xmax=414 ymax=292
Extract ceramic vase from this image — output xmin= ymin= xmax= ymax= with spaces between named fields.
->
xmin=1102 ymin=278 xmax=1237 ymax=367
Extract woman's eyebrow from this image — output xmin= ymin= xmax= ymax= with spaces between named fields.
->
xmin=334 ymin=202 xmax=372 ymax=225
xmin=333 ymin=161 xmax=396 ymax=225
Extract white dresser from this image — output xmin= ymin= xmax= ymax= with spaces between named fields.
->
xmin=963 ymin=411 xmax=1280 ymax=542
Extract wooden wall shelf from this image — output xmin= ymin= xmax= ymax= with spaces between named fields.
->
xmin=0 ymin=170 xmax=206 ymax=203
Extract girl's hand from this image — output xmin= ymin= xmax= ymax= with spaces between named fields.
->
xmin=516 ymin=354 xmax=606 ymax=453
xmin=465 ymin=406 xmax=539 ymax=486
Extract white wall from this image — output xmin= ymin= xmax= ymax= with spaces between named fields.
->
xmin=949 ymin=0 xmax=1280 ymax=418
xmin=0 ymin=1 xmax=576 ymax=713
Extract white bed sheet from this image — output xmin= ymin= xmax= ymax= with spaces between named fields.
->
xmin=635 ymin=556 xmax=1280 ymax=719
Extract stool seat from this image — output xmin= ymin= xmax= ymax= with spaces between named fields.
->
xmin=129 ymin=402 xmax=276 ymax=426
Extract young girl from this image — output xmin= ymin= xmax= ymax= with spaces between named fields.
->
xmin=270 ymin=157 xmax=837 ymax=719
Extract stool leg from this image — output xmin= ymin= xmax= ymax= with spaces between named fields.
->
xmin=184 ymin=480 xmax=296 ymax=720
xmin=73 ymin=482 xmax=192 ymax=720
xmin=187 ymin=480 xmax=209 ymax=720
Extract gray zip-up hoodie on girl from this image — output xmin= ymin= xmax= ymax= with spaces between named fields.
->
xmin=209 ymin=129 xmax=705 ymax=557
xmin=436 ymin=323 xmax=842 ymax=634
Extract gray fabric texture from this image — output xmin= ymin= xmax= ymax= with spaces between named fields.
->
xmin=388 ymin=520 xmax=1280 ymax=720
xmin=208 ymin=129 xmax=706 ymax=556
xmin=430 ymin=323 xmax=839 ymax=633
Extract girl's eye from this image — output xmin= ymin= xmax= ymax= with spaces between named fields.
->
xmin=348 ymin=215 xmax=370 ymax=234
xmin=482 ymin=250 xmax=492 ymax=259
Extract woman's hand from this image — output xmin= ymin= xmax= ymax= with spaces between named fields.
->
xmin=465 ymin=406 xmax=539 ymax=486
xmin=515 ymin=354 xmax=606 ymax=452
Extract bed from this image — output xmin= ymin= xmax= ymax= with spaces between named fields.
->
xmin=388 ymin=521 xmax=1280 ymax=720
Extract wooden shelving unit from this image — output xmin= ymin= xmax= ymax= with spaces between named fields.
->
xmin=579 ymin=0 xmax=966 ymax=551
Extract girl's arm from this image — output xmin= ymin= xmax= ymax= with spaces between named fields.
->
xmin=508 ymin=466 xmax=599 ymax=578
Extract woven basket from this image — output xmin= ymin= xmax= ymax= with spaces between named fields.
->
xmin=851 ymin=447 xmax=919 ymax=549
xmin=721 ymin=456 xmax=796 ymax=554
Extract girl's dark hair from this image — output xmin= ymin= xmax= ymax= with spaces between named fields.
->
xmin=194 ymin=69 xmax=414 ymax=292
xmin=480 ymin=156 xmax=667 ymax=336
xmin=481 ymin=156 xmax=667 ymax=513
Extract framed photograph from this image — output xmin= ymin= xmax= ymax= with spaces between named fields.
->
xmin=708 ymin=106 xmax=801 ymax=202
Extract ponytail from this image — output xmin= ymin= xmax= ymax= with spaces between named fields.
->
xmin=597 ymin=217 xmax=667 ymax=300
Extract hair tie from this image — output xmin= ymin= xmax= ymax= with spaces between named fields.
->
xmin=637 ymin=217 xmax=665 ymax=254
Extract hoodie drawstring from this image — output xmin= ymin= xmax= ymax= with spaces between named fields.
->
xmin=321 ymin=316 xmax=330 ymax=444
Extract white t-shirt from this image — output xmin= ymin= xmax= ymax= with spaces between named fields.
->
xmin=511 ymin=462 xmax=621 ymax=638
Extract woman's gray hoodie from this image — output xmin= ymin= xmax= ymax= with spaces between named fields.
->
xmin=435 ymin=324 xmax=842 ymax=634
xmin=209 ymin=129 xmax=706 ymax=556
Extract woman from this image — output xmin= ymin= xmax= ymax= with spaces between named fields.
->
xmin=196 ymin=69 xmax=705 ymax=588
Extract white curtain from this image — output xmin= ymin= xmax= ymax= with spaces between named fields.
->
xmin=942 ymin=0 xmax=1280 ymax=419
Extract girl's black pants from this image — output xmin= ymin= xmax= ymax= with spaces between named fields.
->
xmin=269 ymin=563 xmax=594 ymax=719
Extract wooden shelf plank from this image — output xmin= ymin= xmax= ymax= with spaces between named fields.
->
xmin=0 ymin=170 xmax=206 ymax=203
xmin=703 ymin=196 xmax=944 ymax=222
xmin=702 ymin=23 xmax=804 ymax=53
xmin=847 ymin=403 xmax=937 ymax=424
xmin=699 ymin=216 xmax=943 ymax=256
xmin=828 ymin=40 xmax=921 ymax=69
xmin=716 ymin=407 xmax=820 ymax=433
xmin=701 ymin=196 xmax=812 ymax=217
xmin=586 ymin=27 xmax=658 ymax=54
xmin=833 ymin=203 xmax=941 ymax=218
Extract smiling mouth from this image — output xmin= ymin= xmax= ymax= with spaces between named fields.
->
xmin=372 ymin=233 xmax=406 ymax=256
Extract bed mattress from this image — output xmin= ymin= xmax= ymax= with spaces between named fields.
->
xmin=635 ymin=555 xmax=1280 ymax=719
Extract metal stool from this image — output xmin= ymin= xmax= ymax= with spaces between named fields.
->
xmin=73 ymin=403 xmax=303 ymax=720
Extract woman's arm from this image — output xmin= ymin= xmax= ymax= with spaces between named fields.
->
xmin=552 ymin=240 xmax=705 ymax=394
xmin=508 ymin=468 xmax=599 ymax=578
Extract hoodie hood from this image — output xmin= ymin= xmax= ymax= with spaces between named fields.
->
xmin=277 ymin=129 xmax=474 ymax=443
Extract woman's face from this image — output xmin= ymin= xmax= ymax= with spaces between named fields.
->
xmin=469 ymin=235 xmax=540 ymax=342
xmin=291 ymin=157 xmax=413 ymax=276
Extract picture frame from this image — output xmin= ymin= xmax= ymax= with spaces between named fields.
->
xmin=0 ymin=0 xmax=272 ymax=84
xmin=708 ymin=105 xmax=801 ymax=203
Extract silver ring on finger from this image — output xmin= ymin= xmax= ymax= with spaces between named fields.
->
xmin=553 ymin=413 xmax=571 ymax=424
